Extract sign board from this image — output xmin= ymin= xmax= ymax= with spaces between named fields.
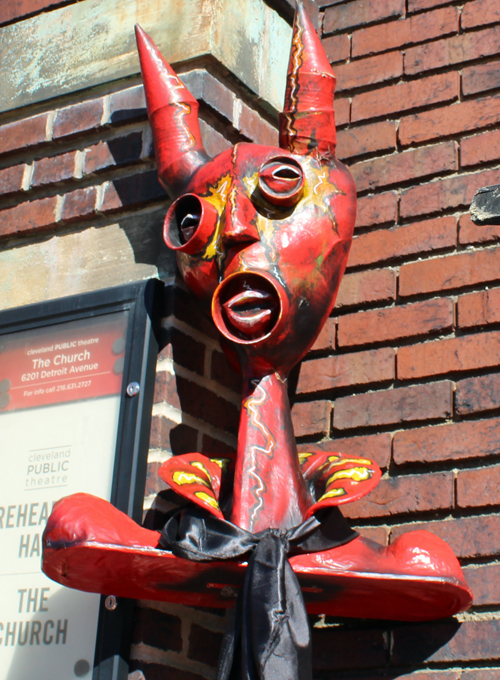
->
xmin=0 ymin=280 xmax=163 ymax=680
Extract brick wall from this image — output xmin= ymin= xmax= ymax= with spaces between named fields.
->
xmin=290 ymin=0 xmax=500 ymax=677
xmin=3 ymin=0 xmax=500 ymax=678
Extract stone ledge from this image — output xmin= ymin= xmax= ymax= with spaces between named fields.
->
xmin=0 ymin=0 xmax=290 ymax=115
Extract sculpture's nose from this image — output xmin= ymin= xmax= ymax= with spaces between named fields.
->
xmin=222 ymin=187 xmax=260 ymax=247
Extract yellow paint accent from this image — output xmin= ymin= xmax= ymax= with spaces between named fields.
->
xmin=210 ymin=458 xmax=231 ymax=473
xmin=327 ymin=467 xmax=372 ymax=486
xmin=190 ymin=460 xmax=211 ymax=479
xmin=318 ymin=488 xmax=347 ymax=501
xmin=298 ymin=452 xmax=313 ymax=464
xmin=202 ymin=174 xmax=232 ymax=261
xmin=195 ymin=492 xmax=220 ymax=511
xmin=328 ymin=456 xmax=373 ymax=466
xmin=172 ymin=470 xmax=210 ymax=488
xmin=242 ymin=172 xmax=259 ymax=196
xmin=301 ymin=158 xmax=342 ymax=215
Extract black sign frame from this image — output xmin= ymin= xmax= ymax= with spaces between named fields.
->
xmin=0 ymin=278 xmax=164 ymax=680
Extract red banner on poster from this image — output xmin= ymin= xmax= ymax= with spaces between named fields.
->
xmin=0 ymin=312 xmax=128 ymax=412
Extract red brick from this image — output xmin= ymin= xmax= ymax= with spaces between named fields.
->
xmin=154 ymin=372 xmax=237 ymax=444
xmin=297 ymin=347 xmax=395 ymax=394
xmin=313 ymin=627 xmax=388 ymax=671
xmin=463 ymin=59 xmax=500 ymax=96
xmin=335 ymin=97 xmax=350 ymax=127
xmin=457 ymin=464 xmax=500 ymax=508
xmin=173 ymin=287 xmax=220 ymax=340
xmin=0 ymin=113 xmax=48 ymax=156
xmin=84 ymin=132 xmax=143 ymax=174
xmin=154 ymin=370 xmax=181 ymax=408
xmin=343 ymin=471 xmax=454 ymax=519
xmin=405 ymin=25 xmax=500 ymax=75
xmin=377 ymin=666 xmax=456 ymax=679
xmin=291 ymin=400 xmax=331 ymax=437
xmin=310 ymin=317 xmax=336 ymax=351
xmin=99 ymin=170 xmax=165 ymax=213
xmin=53 ymin=99 xmax=104 ymax=139
xmin=323 ymin=0 xmax=404 ymax=34
xmin=400 ymin=167 xmax=500 ymax=218
xmin=463 ymin=672 xmax=500 ymax=680
xmin=391 ymin=514 xmax=500 ymax=559
xmin=170 ymin=327 xmax=205 ymax=376
xmin=400 ymin=94 xmax=500 ymax=146
xmin=455 ymin=372 xmax=500 ymax=415
xmin=322 ymin=34 xmax=350 ymax=64
xmin=348 ymin=216 xmax=456 ymax=268
xmin=392 ymin=618 xmax=500 ymax=663
xmin=200 ymin=434 xmax=235 ymax=456
xmin=144 ymin=460 xmax=169 ymax=496
xmin=462 ymin=128 xmax=500 ymax=168
xmin=356 ymin=526 xmax=389 ymax=545
xmin=458 ymin=288 xmax=500 ymax=329
xmin=399 ymin=331 xmax=500 ymax=380
xmin=0 ymin=0 xmax=68 ymax=25
xmin=188 ymin=624 xmax=223 ymax=667
xmin=132 ymin=604 xmax=182 ymax=650
xmin=333 ymin=381 xmax=452 ymax=430
xmin=408 ymin=0 xmax=456 ymax=11
xmin=176 ymin=376 xmax=239 ymax=435
xmin=393 ymin=416 xmax=500 ymax=464
xmin=338 ymin=298 xmax=454 ymax=348
xmin=352 ymin=7 xmax=459 ymax=57
xmin=60 ymin=187 xmax=97 ymax=222
xmin=187 ymin=70 xmax=235 ymax=123
xmin=351 ymin=72 xmax=458 ymax=122
xmin=109 ymin=85 xmax=146 ymax=125
xmin=151 ymin=418 xmax=198 ymax=456
xmin=463 ymin=563 xmax=500 ymax=606
xmin=210 ymin=350 xmax=241 ymax=392
xmin=238 ymin=104 xmax=278 ymax=147
xmin=351 ymin=142 xmax=457 ymax=193
xmin=459 ymin=211 xmax=500 ymax=245
xmin=335 ymin=52 xmax=403 ymax=93
xmin=462 ymin=0 xmax=500 ymax=29
xmin=32 ymin=151 xmax=77 ymax=187
xmin=199 ymin=119 xmax=233 ymax=159
xmin=0 ymin=196 xmax=57 ymax=239
xmin=302 ymin=432 xmax=392 ymax=469
xmin=0 ymin=164 xmax=25 ymax=196
xmin=355 ymin=191 xmax=397 ymax=228
xmin=337 ymin=121 xmax=396 ymax=161
xmin=400 ymin=245 xmax=500 ymax=296
xmin=336 ymin=268 xmax=396 ymax=307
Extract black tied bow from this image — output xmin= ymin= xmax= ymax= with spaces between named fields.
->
xmin=160 ymin=506 xmax=357 ymax=680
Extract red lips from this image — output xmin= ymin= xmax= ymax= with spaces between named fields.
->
xmin=213 ymin=273 xmax=282 ymax=342
xmin=223 ymin=289 xmax=278 ymax=339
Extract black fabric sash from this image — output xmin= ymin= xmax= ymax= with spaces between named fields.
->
xmin=159 ymin=506 xmax=358 ymax=680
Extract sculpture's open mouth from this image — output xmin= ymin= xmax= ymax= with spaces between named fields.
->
xmin=212 ymin=273 xmax=282 ymax=342
xmin=223 ymin=288 xmax=278 ymax=338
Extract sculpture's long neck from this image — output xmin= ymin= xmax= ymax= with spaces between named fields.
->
xmin=230 ymin=371 xmax=311 ymax=533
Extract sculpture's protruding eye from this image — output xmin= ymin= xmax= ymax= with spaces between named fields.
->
xmin=258 ymin=157 xmax=304 ymax=207
xmin=164 ymin=194 xmax=218 ymax=254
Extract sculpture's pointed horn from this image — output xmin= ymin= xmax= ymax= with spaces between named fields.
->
xmin=135 ymin=25 xmax=210 ymax=197
xmin=279 ymin=1 xmax=337 ymax=157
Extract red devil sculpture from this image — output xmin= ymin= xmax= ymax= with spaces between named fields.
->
xmin=42 ymin=3 xmax=472 ymax=679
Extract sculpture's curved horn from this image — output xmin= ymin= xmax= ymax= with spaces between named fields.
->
xmin=279 ymin=1 xmax=337 ymax=158
xmin=135 ymin=25 xmax=210 ymax=197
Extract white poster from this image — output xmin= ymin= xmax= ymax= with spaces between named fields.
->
xmin=0 ymin=312 xmax=128 ymax=680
